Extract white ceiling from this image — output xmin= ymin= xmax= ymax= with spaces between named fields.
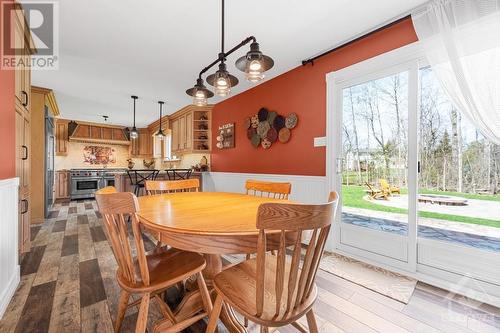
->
xmin=31 ymin=0 xmax=426 ymax=127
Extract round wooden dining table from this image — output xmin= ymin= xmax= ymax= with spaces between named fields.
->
xmin=137 ymin=191 xmax=289 ymax=333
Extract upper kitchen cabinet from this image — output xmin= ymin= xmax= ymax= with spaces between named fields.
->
xmin=55 ymin=119 xmax=69 ymax=156
xmin=170 ymin=105 xmax=212 ymax=154
xmin=13 ymin=5 xmax=35 ymax=115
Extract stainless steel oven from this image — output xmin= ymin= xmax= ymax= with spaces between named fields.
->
xmin=70 ymin=169 xmax=124 ymax=200
xmin=70 ymin=169 xmax=103 ymax=200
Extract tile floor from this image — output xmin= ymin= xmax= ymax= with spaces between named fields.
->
xmin=1 ymin=199 xmax=499 ymax=333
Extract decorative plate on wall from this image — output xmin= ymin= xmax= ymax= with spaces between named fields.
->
xmin=245 ymin=108 xmax=298 ymax=149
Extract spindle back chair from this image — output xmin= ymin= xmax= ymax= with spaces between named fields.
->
xmin=207 ymin=192 xmax=339 ymax=333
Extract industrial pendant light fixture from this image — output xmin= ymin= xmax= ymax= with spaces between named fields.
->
xmin=186 ymin=78 xmax=214 ymax=106
xmin=156 ymin=101 xmax=166 ymax=140
xmin=186 ymin=0 xmax=274 ymax=104
xmin=130 ymin=95 xmax=139 ymax=140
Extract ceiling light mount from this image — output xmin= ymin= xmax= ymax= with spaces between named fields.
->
xmin=186 ymin=0 xmax=274 ymax=104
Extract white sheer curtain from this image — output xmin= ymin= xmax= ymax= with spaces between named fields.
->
xmin=412 ymin=0 xmax=500 ymax=144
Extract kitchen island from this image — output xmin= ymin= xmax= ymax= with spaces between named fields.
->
xmin=113 ymin=170 xmax=206 ymax=193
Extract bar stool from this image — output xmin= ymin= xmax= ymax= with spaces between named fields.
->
xmin=127 ymin=169 xmax=159 ymax=196
xmin=165 ymin=168 xmax=192 ymax=180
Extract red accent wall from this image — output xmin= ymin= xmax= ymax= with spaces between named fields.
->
xmin=0 ymin=0 xmax=16 ymax=180
xmin=212 ymin=18 xmax=418 ymax=176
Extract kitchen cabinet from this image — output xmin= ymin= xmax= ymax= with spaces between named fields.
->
xmin=170 ymin=105 xmax=211 ymax=154
xmin=14 ymin=8 xmax=30 ymax=114
xmin=55 ymin=170 xmax=70 ymax=200
xmin=55 ymin=119 xmax=68 ymax=156
xmin=19 ymin=194 xmax=30 ymax=254
xmin=13 ymin=3 xmax=35 ymax=254
xmin=130 ymin=128 xmax=153 ymax=158
xmin=152 ymin=135 xmax=162 ymax=158
xmin=67 ymin=120 xmax=129 ymax=145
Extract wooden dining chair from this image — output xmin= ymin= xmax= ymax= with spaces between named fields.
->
xmin=206 ymin=192 xmax=338 ymax=333
xmin=95 ymin=187 xmax=213 ymax=333
xmin=145 ymin=179 xmax=200 ymax=195
xmin=245 ymin=179 xmax=291 ymax=199
xmin=244 ymin=179 xmax=292 ymax=262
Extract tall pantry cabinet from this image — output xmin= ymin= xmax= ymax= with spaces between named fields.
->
xmin=13 ymin=3 xmax=35 ymax=254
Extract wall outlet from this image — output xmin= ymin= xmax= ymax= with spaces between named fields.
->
xmin=314 ymin=137 xmax=326 ymax=147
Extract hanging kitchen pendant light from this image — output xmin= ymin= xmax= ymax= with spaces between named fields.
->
xmin=130 ymin=95 xmax=139 ymax=139
xmin=185 ymin=0 xmax=274 ymax=103
xmin=206 ymin=62 xmax=238 ymax=96
xmin=156 ymin=101 xmax=166 ymax=140
xmin=186 ymin=78 xmax=214 ymax=106
xmin=235 ymin=42 xmax=274 ymax=82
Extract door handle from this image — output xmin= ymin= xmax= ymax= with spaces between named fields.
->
xmin=22 ymin=145 xmax=28 ymax=160
xmin=21 ymin=91 xmax=28 ymax=107
xmin=21 ymin=199 xmax=28 ymax=214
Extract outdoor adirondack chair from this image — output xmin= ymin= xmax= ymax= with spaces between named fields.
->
xmin=379 ymin=179 xmax=401 ymax=195
xmin=365 ymin=182 xmax=389 ymax=200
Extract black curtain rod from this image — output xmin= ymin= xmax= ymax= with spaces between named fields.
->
xmin=301 ymin=14 xmax=411 ymax=66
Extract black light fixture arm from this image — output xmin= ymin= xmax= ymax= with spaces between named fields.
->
xmin=197 ymin=36 xmax=256 ymax=80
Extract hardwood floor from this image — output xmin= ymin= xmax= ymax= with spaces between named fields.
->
xmin=0 ymin=199 xmax=499 ymax=332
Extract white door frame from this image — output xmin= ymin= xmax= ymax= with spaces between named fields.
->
xmin=325 ymin=41 xmax=500 ymax=306
xmin=326 ymin=42 xmax=422 ymax=272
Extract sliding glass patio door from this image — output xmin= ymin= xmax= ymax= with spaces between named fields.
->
xmin=328 ymin=45 xmax=500 ymax=299
xmin=417 ymin=67 xmax=500 ymax=287
xmin=329 ymin=61 xmax=418 ymax=270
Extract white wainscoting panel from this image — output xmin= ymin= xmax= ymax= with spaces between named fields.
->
xmin=203 ymin=172 xmax=328 ymax=203
xmin=0 ymin=178 xmax=19 ymax=319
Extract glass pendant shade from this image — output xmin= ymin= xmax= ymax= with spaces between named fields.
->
xmin=194 ymin=90 xmax=208 ymax=106
xmin=130 ymin=126 xmax=139 ymax=139
xmin=206 ymin=62 xmax=239 ymax=97
xmin=186 ymin=78 xmax=214 ymax=106
xmin=235 ymin=42 xmax=274 ymax=83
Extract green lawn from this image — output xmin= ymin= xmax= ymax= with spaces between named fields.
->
xmin=342 ymin=185 xmax=500 ymax=228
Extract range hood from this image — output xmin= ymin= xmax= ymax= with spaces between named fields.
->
xmin=68 ymin=121 xmax=130 ymax=146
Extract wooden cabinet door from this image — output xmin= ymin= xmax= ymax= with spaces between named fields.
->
xmin=22 ymin=54 xmax=31 ymax=112
xmin=185 ymin=112 xmax=192 ymax=150
xmin=56 ymin=120 xmax=68 ymax=156
xmin=55 ymin=171 xmax=69 ymax=199
xmin=15 ymin=109 xmax=29 ymax=191
xmin=19 ymin=194 xmax=30 ymax=254
xmin=171 ymin=119 xmax=179 ymax=152
xmin=15 ymin=110 xmax=24 ymax=183
xmin=13 ymin=10 xmax=24 ymax=106
xmin=179 ymin=115 xmax=186 ymax=150
xmin=22 ymin=117 xmax=30 ymax=191
xmin=138 ymin=129 xmax=152 ymax=156
xmin=152 ymin=135 xmax=162 ymax=158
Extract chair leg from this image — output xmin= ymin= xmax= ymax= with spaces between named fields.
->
xmin=260 ymin=325 xmax=269 ymax=333
xmin=135 ymin=293 xmax=150 ymax=333
xmin=244 ymin=253 xmax=251 ymax=328
xmin=206 ymin=294 xmax=223 ymax=333
xmin=306 ymin=309 xmax=319 ymax=333
xmin=115 ymin=290 xmax=130 ymax=333
xmin=196 ymin=272 xmax=213 ymax=313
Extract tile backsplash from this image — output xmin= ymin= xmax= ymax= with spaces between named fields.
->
xmin=55 ymin=142 xmax=131 ymax=170
xmin=55 ymin=141 xmax=210 ymax=171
